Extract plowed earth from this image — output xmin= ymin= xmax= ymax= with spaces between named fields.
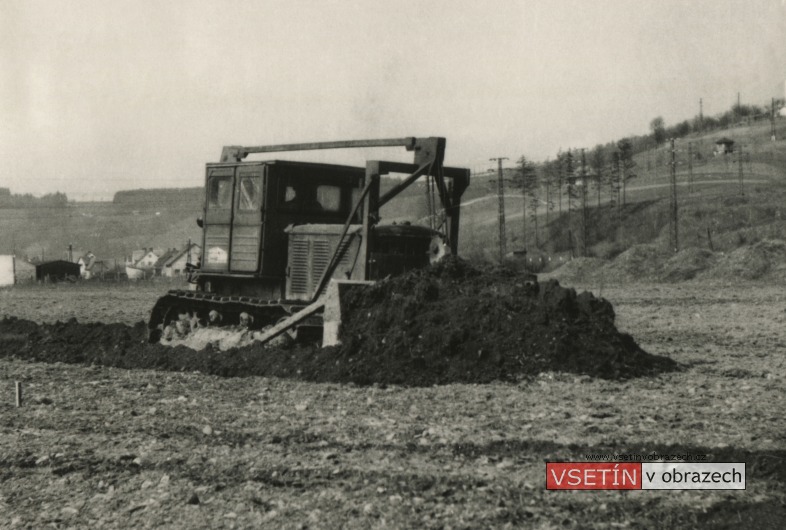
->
xmin=0 ymin=276 xmax=784 ymax=528
xmin=0 ymin=259 xmax=674 ymax=386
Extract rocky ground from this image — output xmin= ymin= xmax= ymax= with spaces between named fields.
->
xmin=0 ymin=278 xmax=784 ymax=528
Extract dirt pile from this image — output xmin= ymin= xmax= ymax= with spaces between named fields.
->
xmin=329 ymin=258 xmax=674 ymax=384
xmin=709 ymin=239 xmax=786 ymax=280
xmin=0 ymin=258 xmax=675 ymax=385
xmin=660 ymin=248 xmax=717 ymax=282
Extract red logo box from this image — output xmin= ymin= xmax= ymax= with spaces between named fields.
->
xmin=547 ymin=462 xmax=642 ymax=490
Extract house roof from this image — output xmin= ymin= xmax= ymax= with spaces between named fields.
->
xmin=164 ymin=243 xmax=201 ymax=267
xmin=79 ymin=252 xmax=97 ymax=269
xmin=715 ymin=137 xmax=735 ymax=145
xmin=153 ymin=249 xmax=179 ymax=269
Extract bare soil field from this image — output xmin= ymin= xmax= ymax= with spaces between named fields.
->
xmin=0 ymin=278 xmax=785 ymax=528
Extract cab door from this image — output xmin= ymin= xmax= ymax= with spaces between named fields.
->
xmin=203 ymin=168 xmax=234 ymax=272
xmin=230 ymin=167 xmax=264 ymax=272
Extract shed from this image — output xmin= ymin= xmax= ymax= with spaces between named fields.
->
xmin=714 ymin=138 xmax=735 ymax=155
xmin=36 ymin=260 xmax=80 ymax=282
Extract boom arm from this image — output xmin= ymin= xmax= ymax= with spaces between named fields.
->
xmin=219 ymin=136 xmax=469 ymax=254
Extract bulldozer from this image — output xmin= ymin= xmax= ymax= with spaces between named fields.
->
xmin=147 ymin=137 xmax=470 ymax=348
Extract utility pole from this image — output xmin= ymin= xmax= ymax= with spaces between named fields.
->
xmin=490 ymin=157 xmax=509 ymax=262
xmin=738 ymin=143 xmax=744 ymax=196
xmin=669 ymin=139 xmax=679 ymax=253
xmin=580 ymin=149 xmax=588 ymax=257
xmin=772 ymin=97 xmax=777 ymax=141
xmin=615 ymin=151 xmax=621 ymax=225
xmin=737 ymin=92 xmax=741 ymax=125
xmin=688 ymin=142 xmax=694 ymax=194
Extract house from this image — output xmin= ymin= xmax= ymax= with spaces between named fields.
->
xmin=153 ymin=248 xmax=179 ymax=277
xmin=126 ymin=248 xmax=163 ymax=271
xmin=0 ymin=255 xmax=12 ymax=286
xmin=714 ymin=138 xmax=735 ymax=155
xmin=0 ymin=255 xmax=38 ymax=285
xmin=125 ymin=248 xmax=162 ymax=279
xmin=162 ymin=243 xmax=202 ymax=277
xmin=35 ymin=260 xmax=80 ymax=282
xmin=77 ymin=251 xmax=96 ymax=279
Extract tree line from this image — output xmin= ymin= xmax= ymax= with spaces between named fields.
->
xmin=0 ymin=188 xmax=68 ymax=208
xmin=513 ymin=139 xmax=636 ymax=255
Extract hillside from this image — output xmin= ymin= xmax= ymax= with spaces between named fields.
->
xmin=0 ymin=174 xmax=486 ymax=264
xmin=4 ymin=117 xmax=786 ymax=275
xmin=456 ymin=118 xmax=786 ymax=281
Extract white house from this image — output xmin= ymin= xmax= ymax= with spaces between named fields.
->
xmin=77 ymin=251 xmax=96 ymax=279
xmin=125 ymin=248 xmax=163 ymax=280
xmin=135 ymin=249 xmax=162 ymax=270
xmin=0 ymin=255 xmax=37 ymax=285
xmin=162 ymin=243 xmax=202 ymax=277
xmin=0 ymin=255 xmax=13 ymax=286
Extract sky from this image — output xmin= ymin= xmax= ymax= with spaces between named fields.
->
xmin=1 ymin=0 xmax=785 ymax=200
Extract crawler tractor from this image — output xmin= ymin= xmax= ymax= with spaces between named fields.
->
xmin=148 ymin=137 xmax=470 ymax=347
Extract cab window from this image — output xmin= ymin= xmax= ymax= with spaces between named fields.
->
xmin=282 ymin=183 xmax=341 ymax=212
xmin=238 ymin=176 xmax=261 ymax=210
xmin=208 ymin=175 xmax=233 ymax=208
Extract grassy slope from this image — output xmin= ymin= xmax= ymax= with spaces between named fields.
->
xmin=458 ymin=119 xmax=786 ymax=271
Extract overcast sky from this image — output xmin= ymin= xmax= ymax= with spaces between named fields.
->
xmin=1 ymin=0 xmax=785 ymax=200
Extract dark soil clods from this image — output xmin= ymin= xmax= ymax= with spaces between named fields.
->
xmin=0 ymin=258 xmax=676 ymax=385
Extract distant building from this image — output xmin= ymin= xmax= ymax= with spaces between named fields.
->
xmin=0 ymin=255 xmax=13 ymax=286
xmin=153 ymin=248 xmax=179 ymax=276
xmin=125 ymin=248 xmax=161 ymax=279
xmin=35 ymin=260 xmax=80 ymax=282
xmin=0 ymin=255 xmax=43 ymax=285
xmin=77 ymin=251 xmax=96 ymax=279
xmin=714 ymin=138 xmax=734 ymax=155
xmin=162 ymin=243 xmax=201 ymax=277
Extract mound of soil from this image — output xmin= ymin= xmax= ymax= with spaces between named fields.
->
xmin=660 ymin=248 xmax=717 ymax=282
xmin=546 ymin=257 xmax=607 ymax=283
xmin=0 ymin=258 xmax=676 ymax=386
xmin=605 ymin=244 xmax=665 ymax=280
xmin=711 ymin=239 xmax=786 ymax=280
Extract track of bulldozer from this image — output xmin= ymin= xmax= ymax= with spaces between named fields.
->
xmin=147 ymin=289 xmax=318 ymax=343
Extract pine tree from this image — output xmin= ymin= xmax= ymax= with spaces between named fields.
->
xmin=618 ymin=139 xmax=637 ymax=205
xmin=516 ymin=155 xmax=538 ymax=250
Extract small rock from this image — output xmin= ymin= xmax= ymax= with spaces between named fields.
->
xmin=363 ymin=503 xmax=374 ymax=514
xmin=141 ymin=480 xmax=154 ymax=490
xmin=202 ymin=425 xmax=213 ymax=436
xmin=187 ymin=493 xmax=200 ymax=505
xmin=35 ymin=456 xmax=49 ymax=465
